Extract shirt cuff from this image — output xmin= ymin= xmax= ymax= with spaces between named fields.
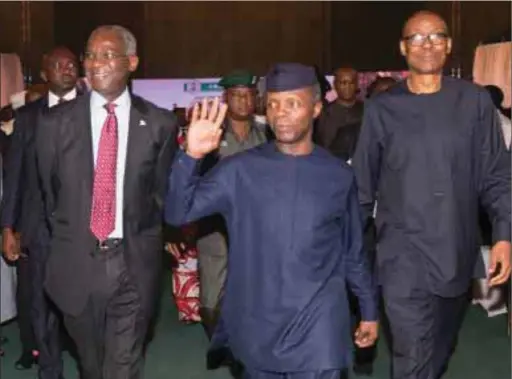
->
xmin=358 ymin=294 xmax=379 ymax=322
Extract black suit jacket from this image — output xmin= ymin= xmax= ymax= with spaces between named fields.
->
xmin=1 ymin=96 xmax=50 ymax=249
xmin=36 ymin=92 xmax=178 ymax=317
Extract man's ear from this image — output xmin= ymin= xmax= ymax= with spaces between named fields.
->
xmin=399 ymin=40 xmax=407 ymax=57
xmin=128 ymin=55 xmax=139 ymax=73
xmin=40 ymin=70 xmax=47 ymax=82
xmin=313 ymin=101 xmax=323 ymax=119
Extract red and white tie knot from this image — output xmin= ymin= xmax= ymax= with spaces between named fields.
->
xmin=104 ymin=103 xmax=117 ymax=114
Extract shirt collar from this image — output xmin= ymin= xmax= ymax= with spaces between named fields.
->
xmin=90 ymin=87 xmax=131 ymax=110
xmin=48 ymin=88 xmax=77 ymax=103
xmin=224 ymin=117 xmax=257 ymax=134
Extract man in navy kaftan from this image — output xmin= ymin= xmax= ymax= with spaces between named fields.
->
xmin=165 ymin=63 xmax=378 ymax=379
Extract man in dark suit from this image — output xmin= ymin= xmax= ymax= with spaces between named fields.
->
xmin=36 ymin=25 xmax=178 ymax=379
xmin=1 ymin=46 xmax=79 ymax=378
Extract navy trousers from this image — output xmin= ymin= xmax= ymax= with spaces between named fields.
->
xmin=244 ymin=369 xmax=342 ymax=379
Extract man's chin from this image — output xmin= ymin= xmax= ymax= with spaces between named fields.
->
xmin=90 ymin=81 xmax=112 ymax=94
xmin=275 ymin=134 xmax=299 ymax=144
xmin=411 ymin=65 xmax=444 ymax=76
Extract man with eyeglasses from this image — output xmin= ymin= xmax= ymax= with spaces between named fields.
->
xmin=352 ymin=10 xmax=511 ymax=379
xmin=1 ymin=46 xmax=80 ymax=379
xmin=35 ymin=26 xmax=178 ymax=379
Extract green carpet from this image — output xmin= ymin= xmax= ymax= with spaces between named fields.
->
xmin=1 ymin=278 xmax=510 ymax=379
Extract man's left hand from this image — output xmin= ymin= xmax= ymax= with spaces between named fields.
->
xmin=354 ymin=321 xmax=379 ymax=348
xmin=488 ymin=240 xmax=511 ymax=287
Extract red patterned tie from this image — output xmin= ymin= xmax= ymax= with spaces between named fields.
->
xmin=90 ymin=103 xmax=118 ymax=241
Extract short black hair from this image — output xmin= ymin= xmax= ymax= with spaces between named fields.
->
xmin=485 ymin=85 xmax=504 ymax=109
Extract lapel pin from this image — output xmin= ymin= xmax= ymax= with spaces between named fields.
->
xmin=139 ymin=119 xmax=147 ymax=127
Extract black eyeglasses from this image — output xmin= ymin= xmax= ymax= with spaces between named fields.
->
xmin=81 ymin=51 xmax=128 ymax=62
xmin=403 ymin=32 xmax=449 ymax=47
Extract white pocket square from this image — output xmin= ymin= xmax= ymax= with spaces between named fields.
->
xmin=139 ymin=119 xmax=147 ymax=126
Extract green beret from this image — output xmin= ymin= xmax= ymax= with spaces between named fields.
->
xmin=218 ymin=70 xmax=257 ymax=89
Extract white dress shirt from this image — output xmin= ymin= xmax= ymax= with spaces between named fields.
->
xmin=48 ymin=88 xmax=77 ymax=108
xmin=498 ymin=111 xmax=511 ymax=150
xmin=90 ymin=88 xmax=130 ymax=239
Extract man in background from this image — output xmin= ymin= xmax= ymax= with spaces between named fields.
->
xmin=1 ymin=46 xmax=79 ymax=379
xmin=314 ymin=67 xmax=364 ymax=161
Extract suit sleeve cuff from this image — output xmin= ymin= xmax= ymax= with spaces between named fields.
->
xmin=493 ymin=221 xmax=512 ymax=244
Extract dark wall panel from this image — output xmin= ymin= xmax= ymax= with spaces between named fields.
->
xmin=0 ymin=1 xmax=54 ymax=82
xmin=54 ymin=1 xmax=145 ymax=77
xmin=143 ymin=2 xmax=330 ymax=78
xmin=1 ymin=2 xmax=508 ymax=81
xmin=329 ymin=2 xmax=426 ymax=72
xmin=425 ymin=1 xmax=511 ymax=77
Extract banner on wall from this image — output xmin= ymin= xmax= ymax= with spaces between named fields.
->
xmin=132 ymin=71 xmax=409 ymax=112
xmin=132 ymin=78 xmax=224 ymax=111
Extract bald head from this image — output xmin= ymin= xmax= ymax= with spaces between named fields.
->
xmin=334 ymin=67 xmax=357 ymax=79
xmin=400 ymin=10 xmax=451 ymax=76
xmin=402 ymin=10 xmax=449 ymax=38
xmin=333 ymin=67 xmax=358 ymax=104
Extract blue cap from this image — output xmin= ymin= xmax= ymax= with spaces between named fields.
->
xmin=265 ymin=63 xmax=318 ymax=92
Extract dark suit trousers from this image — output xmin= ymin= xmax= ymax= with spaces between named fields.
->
xmin=381 ymin=274 xmax=469 ymax=379
xmin=62 ymin=244 xmax=147 ymax=379
xmin=244 ymin=369 xmax=342 ymax=379
xmin=15 ymin=255 xmax=37 ymax=354
xmin=27 ymin=245 xmax=63 ymax=379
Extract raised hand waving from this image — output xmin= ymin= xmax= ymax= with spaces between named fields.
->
xmin=185 ymin=97 xmax=228 ymax=159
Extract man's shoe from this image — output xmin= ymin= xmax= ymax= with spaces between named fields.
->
xmin=229 ymin=360 xmax=245 ymax=379
xmin=206 ymin=346 xmax=233 ymax=370
xmin=14 ymin=351 xmax=38 ymax=370
xmin=353 ymin=362 xmax=373 ymax=376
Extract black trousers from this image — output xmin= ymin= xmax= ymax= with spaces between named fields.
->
xmin=27 ymin=245 xmax=63 ymax=379
xmin=62 ymin=244 xmax=147 ymax=379
xmin=381 ymin=283 xmax=469 ymax=379
xmin=15 ymin=255 xmax=36 ymax=354
xmin=244 ymin=369 xmax=342 ymax=379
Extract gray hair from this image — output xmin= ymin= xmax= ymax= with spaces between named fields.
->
xmin=89 ymin=25 xmax=137 ymax=55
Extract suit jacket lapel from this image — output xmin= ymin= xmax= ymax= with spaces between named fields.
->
xmin=123 ymin=95 xmax=148 ymax=215
xmin=75 ymin=93 xmax=94 ymax=206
